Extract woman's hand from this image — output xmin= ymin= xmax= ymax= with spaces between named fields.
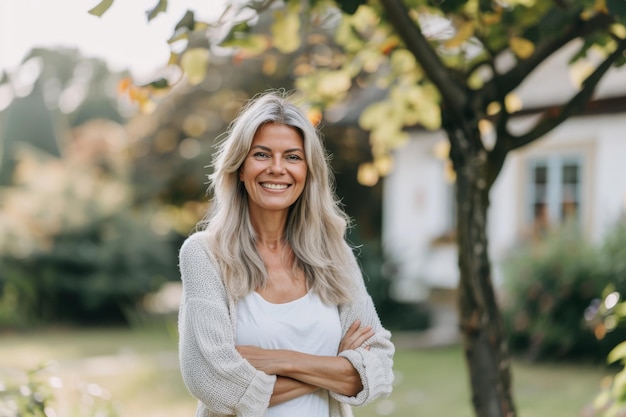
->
xmin=338 ymin=320 xmax=374 ymax=353
xmin=236 ymin=345 xmax=288 ymax=375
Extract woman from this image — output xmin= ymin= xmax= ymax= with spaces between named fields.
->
xmin=178 ymin=91 xmax=395 ymax=417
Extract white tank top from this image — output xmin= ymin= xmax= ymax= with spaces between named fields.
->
xmin=236 ymin=291 xmax=342 ymax=417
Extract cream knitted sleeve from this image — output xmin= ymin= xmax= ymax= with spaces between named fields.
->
xmin=329 ymin=243 xmax=395 ymax=407
xmin=178 ymin=232 xmax=276 ymax=417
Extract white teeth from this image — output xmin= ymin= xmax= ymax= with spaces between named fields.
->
xmin=262 ymin=183 xmax=288 ymax=190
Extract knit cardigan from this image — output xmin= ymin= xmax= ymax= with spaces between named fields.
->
xmin=177 ymin=231 xmax=395 ymax=417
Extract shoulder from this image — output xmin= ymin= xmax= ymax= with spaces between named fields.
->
xmin=178 ymin=231 xmax=226 ymax=294
xmin=179 ymin=230 xmax=211 ymax=258
xmin=179 ymin=230 xmax=219 ymax=273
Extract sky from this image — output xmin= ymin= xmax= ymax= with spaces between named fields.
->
xmin=0 ymin=0 xmax=226 ymax=79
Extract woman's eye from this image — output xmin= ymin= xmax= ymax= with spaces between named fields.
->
xmin=253 ymin=152 xmax=270 ymax=158
xmin=286 ymin=154 xmax=303 ymax=161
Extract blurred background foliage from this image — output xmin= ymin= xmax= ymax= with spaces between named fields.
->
xmin=501 ymin=218 xmax=626 ymax=362
xmin=0 ymin=44 xmax=420 ymax=330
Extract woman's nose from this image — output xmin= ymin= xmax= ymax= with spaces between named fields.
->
xmin=269 ymin=156 xmax=285 ymax=174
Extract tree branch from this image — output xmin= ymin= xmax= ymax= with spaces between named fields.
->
xmin=503 ymin=36 xmax=626 ymax=152
xmin=379 ymin=0 xmax=467 ymax=119
xmin=481 ymin=12 xmax=614 ymax=104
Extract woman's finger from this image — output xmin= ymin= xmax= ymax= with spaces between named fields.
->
xmin=338 ymin=321 xmax=374 ymax=352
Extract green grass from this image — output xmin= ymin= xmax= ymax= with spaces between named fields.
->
xmin=356 ymin=347 xmax=609 ymax=417
xmin=0 ymin=327 xmax=611 ymax=417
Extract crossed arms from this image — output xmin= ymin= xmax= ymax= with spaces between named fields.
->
xmin=236 ymin=320 xmax=374 ymax=406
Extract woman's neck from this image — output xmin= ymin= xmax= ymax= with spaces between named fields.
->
xmin=249 ymin=209 xmax=289 ymax=250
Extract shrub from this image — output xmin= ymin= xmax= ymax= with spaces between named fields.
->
xmin=0 ymin=212 xmax=176 ymax=326
xmin=0 ymin=148 xmax=178 ymax=327
xmin=501 ymin=223 xmax=626 ymax=361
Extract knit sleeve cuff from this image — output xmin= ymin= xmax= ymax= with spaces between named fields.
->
xmin=236 ymin=372 xmax=276 ymax=417
xmin=330 ymin=347 xmax=393 ymax=407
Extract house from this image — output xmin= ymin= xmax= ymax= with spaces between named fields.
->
xmin=382 ymin=40 xmax=626 ymax=306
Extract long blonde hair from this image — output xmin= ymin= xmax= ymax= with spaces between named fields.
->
xmin=199 ymin=91 xmax=357 ymax=305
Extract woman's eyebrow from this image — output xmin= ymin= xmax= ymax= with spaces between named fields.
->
xmin=251 ymin=145 xmax=304 ymax=153
xmin=284 ymin=148 xmax=304 ymax=153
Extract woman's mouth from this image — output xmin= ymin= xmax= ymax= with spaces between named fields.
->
xmin=261 ymin=183 xmax=289 ymax=190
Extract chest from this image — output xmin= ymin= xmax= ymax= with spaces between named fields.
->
xmin=235 ymin=292 xmax=342 ymax=356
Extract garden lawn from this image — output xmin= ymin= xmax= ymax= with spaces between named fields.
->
xmin=0 ymin=326 xmax=610 ymax=417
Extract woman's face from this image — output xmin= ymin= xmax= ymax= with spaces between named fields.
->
xmin=239 ymin=122 xmax=308 ymax=215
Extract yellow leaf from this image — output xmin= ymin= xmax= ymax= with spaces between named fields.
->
xmin=307 ymin=108 xmax=323 ymax=127
xmin=380 ymin=37 xmax=400 ymax=55
xmin=419 ymin=103 xmax=442 ymax=130
xmin=595 ymin=0 xmax=609 ymax=14
xmin=271 ymin=10 xmax=301 ymax=54
xmin=223 ymin=34 xmax=269 ymax=58
xmin=467 ymin=70 xmax=484 ymax=89
xmin=359 ymin=102 xmax=388 ymax=131
xmin=611 ymin=23 xmax=626 ymax=39
xmin=117 ymin=77 xmax=132 ymax=96
xmin=181 ymin=48 xmax=209 ymax=85
xmin=357 ymin=162 xmax=379 ymax=187
xmin=374 ymin=154 xmax=394 ymax=176
xmin=421 ymin=83 xmax=440 ymax=102
xmin=481 ymin=12 xmax=501 ymax=26
xmin=509 ymin=36 xmax=535 ymax=59
xmin=351 ymin=5 xmax=379 ymax=33
xmin=390 ymin=49 xmax=418 ymax=74
xmin=167 ymin=52 xmax=179 ymax=66
xmin=487 ymin=101 xmax=501 ymax=115
xmin=505 ymin=93 xmax=523 ymax=113
xmin=444 ymin=20 xmax=475 ymax=49
xmin=317 ymin=71 xmax=351 ymax=99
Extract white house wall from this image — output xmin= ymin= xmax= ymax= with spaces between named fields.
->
xmin=383 ymin=112 xmax=626 ymax=302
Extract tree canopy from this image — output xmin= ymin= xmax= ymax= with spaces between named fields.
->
xmin=90 ymin=0 xmax=626 ymax=185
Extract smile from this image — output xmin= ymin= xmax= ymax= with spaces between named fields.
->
xmin=261 ymin=183 xmax=289 ymax=190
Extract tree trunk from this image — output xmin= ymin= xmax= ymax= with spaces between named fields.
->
xmin=447 ymin=127 xmax=516 ymax=417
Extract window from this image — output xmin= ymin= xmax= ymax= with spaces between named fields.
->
xmin=528 ymin=156 xmax=582 ymax=234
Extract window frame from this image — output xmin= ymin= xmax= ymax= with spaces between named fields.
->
xmin=526 ymin=154 xmax=584 ymax=231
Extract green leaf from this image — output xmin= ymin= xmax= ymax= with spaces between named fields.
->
xmin=607 ymin=0 xmax=626 ymax=17
xmin=220 ymin=21 xmax=252 ymax=46
xmin=337 ymin=0 xmax=367 ymax=14
xmin=271 ymin=10 xmax=301 ymax=53
xmin=221 ymin=34 xmax=269 ymax=56
xmin=431 ymin=0 xmax=468 ymax=14
xmin=180 ymin=48 xmax=209 ymax=85
xmin=146 ymin=0 xmax=168 ymax=21
xmin=175 ymin=10 xmax=195 ymax=32
xmin=608 ymin=341 xmax=626 ymax=364
xmin=143 ymin=78 xmax=169 ymax=89
xmin=88 ymin=0 xmax=114 ymax=17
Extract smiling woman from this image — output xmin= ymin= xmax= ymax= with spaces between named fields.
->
xmin=177 ymin=91 xmax=395 ymax=417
